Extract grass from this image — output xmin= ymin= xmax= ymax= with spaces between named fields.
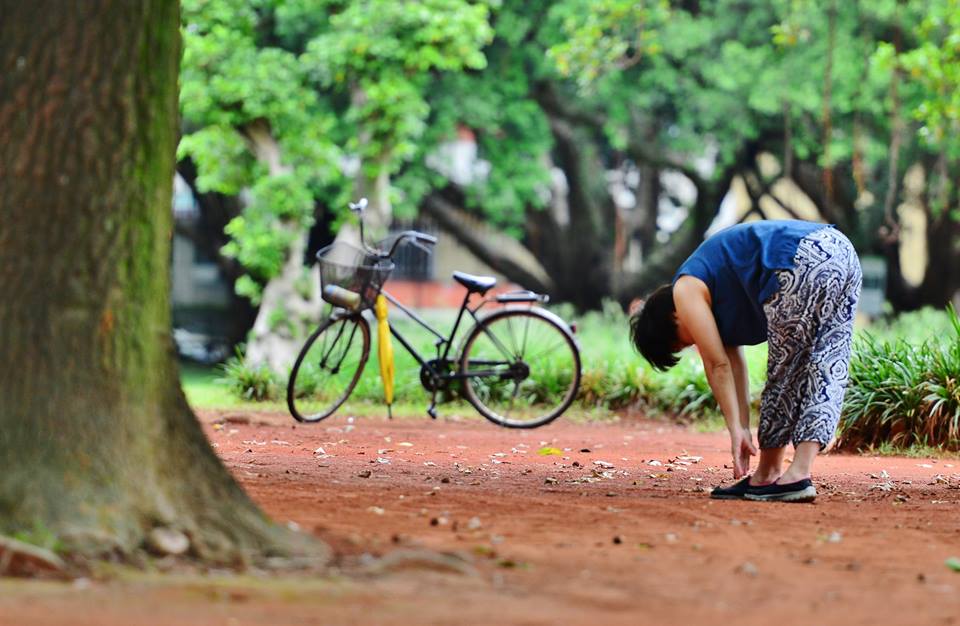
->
xmin=185 ymin=303 xmax=960 ymax=451
xmin=858 ymin=441 xmax=950 ymax=459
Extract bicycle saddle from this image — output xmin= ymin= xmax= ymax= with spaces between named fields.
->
xmin=452 ymin=271 xmax=497 ymax=295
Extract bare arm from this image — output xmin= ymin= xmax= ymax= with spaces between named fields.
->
xmin=725 ymin=345 xmax=750 ymax=430
xmin=674 ymin=276 xmax=757 ymax=477
xmin=673 ymin=277 xmax=741 ymax=434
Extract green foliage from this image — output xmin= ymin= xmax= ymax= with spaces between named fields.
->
xmin=180 ymin=0 xmax=495 ymax=300
xmin=219 ymin=352 xmax=280 ymax=401
xmin=837 ymin=306 xmax=960 ymax=450
xmin=549 ymin=0 xmax=670 ymax=87
xmin=220 ymin=174 xmax=315 ymax=287
xmin=301 ymin=0 xmax=493 ymax=173
xmin=898 ymin=0 xmax=960 ymax=158
xmin=544 ymin=0 xmax=960 ymax=252
xmin=12 ymin=522 xmax=64 ymax=554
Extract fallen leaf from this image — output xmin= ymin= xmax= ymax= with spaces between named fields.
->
xmin=538 ymin=447 xmax=563 ymax=456
xmin=946 ymin=557 xmax=960 ymax=572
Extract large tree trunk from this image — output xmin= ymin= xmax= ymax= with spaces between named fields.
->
xmin=884 ymin=160 xmax=960 ymax=311
xmin=0 ymin=0 xmax=323 ymax=564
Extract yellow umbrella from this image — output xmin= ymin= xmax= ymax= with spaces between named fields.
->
xmin=374 ymin=294 xmax=394 ymax=418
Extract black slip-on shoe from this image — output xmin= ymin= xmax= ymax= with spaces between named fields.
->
xmin=744 ymin=478 xmax=817 ymax=503
xmin=710 ymin=477 xmax=754 ymax=500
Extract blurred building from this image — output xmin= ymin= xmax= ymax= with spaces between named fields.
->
xmin=171 ymin=174 xmax=232 ymax=362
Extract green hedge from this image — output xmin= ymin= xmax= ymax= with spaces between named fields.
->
xmin=836 ymin=306 xmax=960 ymax=451
xmin=213 ymin=303 xmax=960 ymax=450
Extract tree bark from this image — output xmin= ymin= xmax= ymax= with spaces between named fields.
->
xmin=0 ymin=0 xmax=323 ymax=564
xmin=884 ymin=159 xmax=960 ymax=311
xmin=421 ymin=192 xmax=554 ymax=294
xmin=611 ymin=160 xmax=738 ymax=304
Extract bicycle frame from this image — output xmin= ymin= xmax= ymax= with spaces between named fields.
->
xmin=376 ymin=288 xmax=501 ymax=383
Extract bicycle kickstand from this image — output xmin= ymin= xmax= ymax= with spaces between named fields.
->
xmin=426 ymin=390 xmax=439 ymax=420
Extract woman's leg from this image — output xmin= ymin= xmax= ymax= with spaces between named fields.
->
xmin=777 ymin=441 xmax=820 ymax=483
xmin=757 ymin=268 xmax=816 ymax=479
xmin=778 ymin=229 xmax=862 ymax=484
xmin=752 ymin=447 xmax=787 ymax=484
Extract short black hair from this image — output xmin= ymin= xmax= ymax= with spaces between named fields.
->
xmin=629 ymin=283 xmax=680 ymax=371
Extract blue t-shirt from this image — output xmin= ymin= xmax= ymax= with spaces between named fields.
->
xmin=673 ymin=220 xmax=829 ymax=346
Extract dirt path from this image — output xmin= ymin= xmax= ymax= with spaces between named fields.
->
xmin=4 ymin=411 xmax=960 ymax=625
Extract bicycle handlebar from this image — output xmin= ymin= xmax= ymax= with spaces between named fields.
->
xmin=350 ymin=197 xmax=437 ymax=258
xmin=386 ymin=230 xmax=437 ymax=257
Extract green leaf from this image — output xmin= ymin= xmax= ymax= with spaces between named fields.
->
xmin=537 ymin=446 xmax=564 ymax=456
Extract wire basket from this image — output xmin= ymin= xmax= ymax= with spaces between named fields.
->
xmin=316 ymin=241 xmax=394 ymax=311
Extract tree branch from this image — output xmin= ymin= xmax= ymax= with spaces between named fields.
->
xmin=420 ymin=192 xmax=555 ymax=295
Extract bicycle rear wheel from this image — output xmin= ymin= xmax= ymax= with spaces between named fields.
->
xmin=287 ymin=314 xmax=370 ymax=422
xmin=460 ymin=308 xmax=581 ymax=428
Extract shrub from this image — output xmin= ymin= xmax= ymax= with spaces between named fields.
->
xmin=218 ymin=352 xmax=279 ymax=401
xmin=837 ymin=306 xmax=960 ymax=450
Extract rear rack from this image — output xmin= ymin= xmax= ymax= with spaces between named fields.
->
xmin=495 ymin=290 xmax=549 ymax=304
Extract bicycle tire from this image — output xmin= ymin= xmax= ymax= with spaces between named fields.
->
xmin=459 ymin=308 xmax=581 ymax=429
xmin=287 ymin=314 xmax=370 ymax=423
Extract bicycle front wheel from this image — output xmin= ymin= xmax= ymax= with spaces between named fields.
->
xmin=287 ymin=314 xmax=370 ymax=423
xmin=460 ymin=308 xmax=581 ymax=428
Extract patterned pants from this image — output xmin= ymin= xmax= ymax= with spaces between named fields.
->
xmin=758 ymin=228 xmax=863 ymax=449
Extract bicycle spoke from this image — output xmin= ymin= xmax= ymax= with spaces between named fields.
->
xmin=461 ymin=310 xmax=580 ymax=428
xmin=519 ymin=337 xmax=571 ymax=364
xmin=288 ymin=316 xmax=370 ymax=422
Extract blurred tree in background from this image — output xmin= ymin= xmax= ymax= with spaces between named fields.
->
xmin=549 ymin=0 xmax=960 ymax=309
xmin=179 ymin=0 xmax=493 ymax=370
xmin=178 ymin=0 xmax=960 ymax=371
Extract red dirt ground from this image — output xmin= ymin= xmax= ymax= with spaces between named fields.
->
xmin=3 ymin=410 xmax=960 ymax=626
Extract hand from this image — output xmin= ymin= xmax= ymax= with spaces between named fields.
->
xmin=729 ymin=426 xmax=758 ymax=479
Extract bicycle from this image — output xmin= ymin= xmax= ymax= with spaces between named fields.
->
xmin=286 ymin=199 xmax=582 ymax=429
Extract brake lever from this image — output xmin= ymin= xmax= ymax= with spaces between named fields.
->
xmin=410 ymin=239 xmax=434 ymax=254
